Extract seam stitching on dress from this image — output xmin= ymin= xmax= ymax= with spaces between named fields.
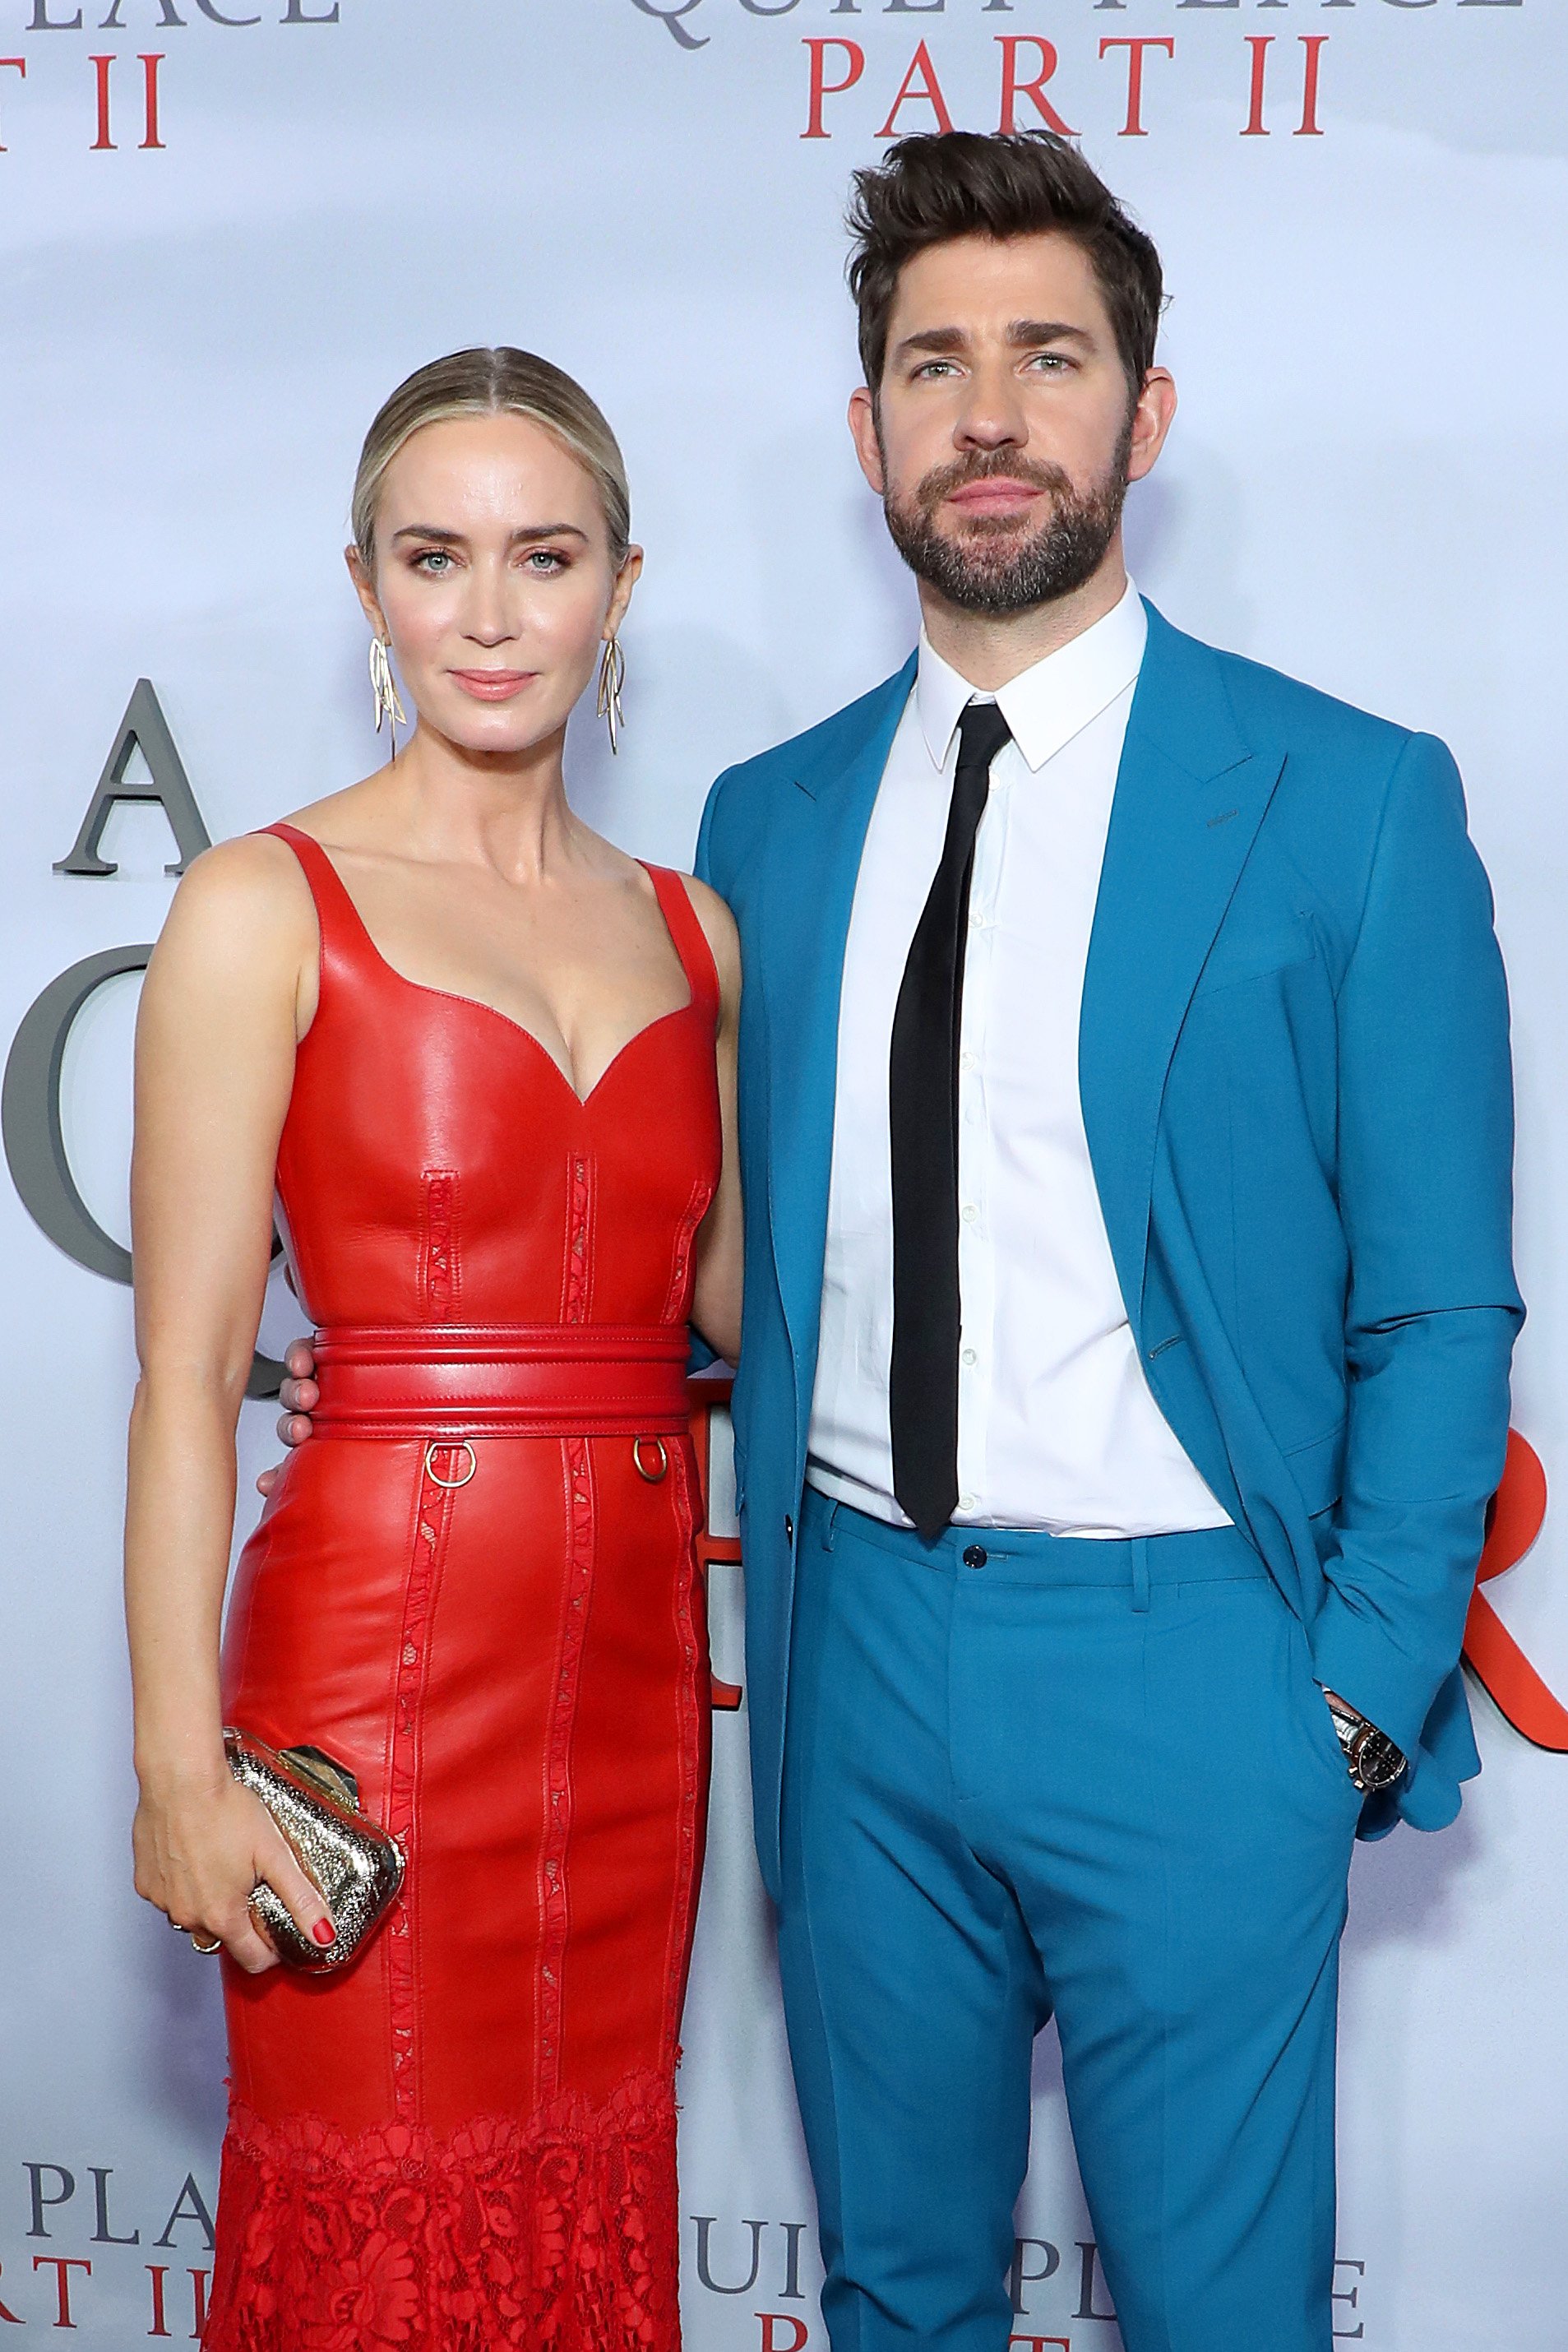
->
xmin=386 ymin=1456 xmax=451 ymax=2123
xmin=583 ymin=1159 xmax=599 ymax=1325
xmin=660 ymin=1174 xmax=711 ymax=1326
xmin=659 ymin=1438 xmax=706 ymax=2066
xmin=420 ymin=1169 xmax=460 ymax=1320
xmin=538 ymin=1433 xmax=595 ymax=2101
xmin=563 ymin=1153 xmax=594 ymax=1327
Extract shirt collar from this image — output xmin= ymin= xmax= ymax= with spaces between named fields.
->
xmin=914 ymin=577 xmax=1148 ymax=776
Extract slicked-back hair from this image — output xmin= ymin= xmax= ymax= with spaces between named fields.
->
xmin=351 ymin=347 xmax=631 ymax=574
xmin=847 ymin=131 xmax=1163 ymax=407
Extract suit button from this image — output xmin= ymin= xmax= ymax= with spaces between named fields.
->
xmin=784 ymin=1514 xmax=794 ymax=1543
xmin=963 ymin=1544 xmax=988 ymax=1570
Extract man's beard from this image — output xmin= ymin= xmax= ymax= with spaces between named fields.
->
xmin=881 ymin=428 xmax=1132 ymax=618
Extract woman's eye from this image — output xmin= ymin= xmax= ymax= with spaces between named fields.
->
xmin=525 ymin=549 xmax=568 ymax=574
xmin=413 ymin=549 xmax=452 ymax=574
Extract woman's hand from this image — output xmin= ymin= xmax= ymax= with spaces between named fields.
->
xmin=132 ymin=1768 xmax=337 ymax=1975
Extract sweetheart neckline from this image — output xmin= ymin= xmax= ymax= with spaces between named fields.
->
xmin=280 ymin=826 xmax=699 ymax=1109
xmin=365 ymin=968 xmax=698 ymax=1110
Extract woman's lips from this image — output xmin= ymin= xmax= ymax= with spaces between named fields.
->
xmin=450 ymin=669 xmax=535 ymax=701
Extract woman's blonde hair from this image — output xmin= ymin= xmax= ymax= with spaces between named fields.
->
xmin=351 ymin=347 xmax=631 ymax=571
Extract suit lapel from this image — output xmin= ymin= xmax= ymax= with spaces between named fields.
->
xmin=1080 ymin=604 xmax=1286 ymax=1333
xmin=760 ymin=659 xmax=916 ymax=1433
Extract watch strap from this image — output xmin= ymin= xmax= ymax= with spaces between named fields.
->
xmin=1323 ymin=1692 xmax=1406 ymax=1793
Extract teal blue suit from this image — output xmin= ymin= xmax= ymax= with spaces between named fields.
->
xmin=695 ymin=603 xmax=1519 ymax=2352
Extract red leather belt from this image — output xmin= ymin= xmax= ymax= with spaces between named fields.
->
xmin=311 ymin=1324 xmax=693 ymax=1440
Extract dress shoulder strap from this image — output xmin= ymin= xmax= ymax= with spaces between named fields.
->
xmin=644 ymin=863 xmax=720 ymax=1024
xmin=257 ymin=822 xmax=375 ymax=966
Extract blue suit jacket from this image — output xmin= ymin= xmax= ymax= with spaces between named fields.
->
xmin=696 ymin=601 xmax=1521 ymax=1900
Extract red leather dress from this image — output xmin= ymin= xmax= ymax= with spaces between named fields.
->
xmin=204 ymin=824 xmax=719 ymax=2352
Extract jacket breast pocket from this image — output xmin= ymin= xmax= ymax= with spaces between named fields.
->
xmin=1193 ymin=944 xmax=1319 ymax=1001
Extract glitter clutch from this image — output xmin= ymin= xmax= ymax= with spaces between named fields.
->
xmin=223 ymin=1729 xmax=405 ymax=1974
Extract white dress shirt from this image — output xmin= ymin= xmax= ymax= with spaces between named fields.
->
xmin=806 ymin=580 xmax=1231 ymax=1536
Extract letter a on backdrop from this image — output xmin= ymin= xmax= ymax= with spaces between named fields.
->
xmin=53 ymin=678 xmax=211 ymax=878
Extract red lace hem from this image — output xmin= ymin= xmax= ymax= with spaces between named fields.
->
xmin=203 ymin=2070 xmax=680 ymax=2351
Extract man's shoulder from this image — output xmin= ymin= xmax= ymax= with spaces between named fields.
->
xmin=701 ymin=662 xmax=914 ymax=846
xmin=1150 ymin=604 xmax=1424 ymax=771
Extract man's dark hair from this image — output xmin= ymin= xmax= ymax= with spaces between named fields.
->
xmin=846 ymin=130 xmax=1163 ymax=406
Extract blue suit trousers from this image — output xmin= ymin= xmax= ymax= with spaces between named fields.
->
xmin=778 ymin=1490 xmax=1365 ymax=2352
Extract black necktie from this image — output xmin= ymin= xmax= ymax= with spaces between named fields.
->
xmin=889 ymin=699 xmax=1013 ymax=1540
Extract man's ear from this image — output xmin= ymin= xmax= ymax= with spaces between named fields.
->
xmin=848 ymin=387 xmax=887 ymax=496
xmin=1126 ymin=368 xmax=1177 ymax=485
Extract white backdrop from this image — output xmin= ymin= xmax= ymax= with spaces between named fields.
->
xmin=2 ymin=2 xmax=1565 ymax=2345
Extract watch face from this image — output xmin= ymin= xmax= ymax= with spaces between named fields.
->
xmin=1354 ymin=1729 xmax=1406 ymax=1793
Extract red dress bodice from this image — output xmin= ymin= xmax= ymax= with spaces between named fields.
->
xmin=269 ymin=822 xmax=722 ymax=1335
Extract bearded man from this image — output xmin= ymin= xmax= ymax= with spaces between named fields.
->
xmin=692 ymin=129 xmax=1519 ymax=2352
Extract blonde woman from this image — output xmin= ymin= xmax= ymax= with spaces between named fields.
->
xmin=126 ymin=349 xmax=741 ymax=2350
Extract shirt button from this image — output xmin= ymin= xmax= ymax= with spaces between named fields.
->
xmin=961 ymin=1347 xmax=978 ymax=1367
xmin=960 ymin=1205 xmax=978 ymax=1225
xmin=969 ymin=910 xmax=986 ymax=931
xmin=959 ymin=1493 xmax=977 ymax=1512
xmin=960 ymin=1051 xmax=977 ymax=1072
xmin=963 ymin=1544 xmax=988 ymax=1570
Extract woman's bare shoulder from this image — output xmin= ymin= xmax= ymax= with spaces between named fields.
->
xmin=675 ymin=870 xmax=733 ymax=927
xmin=170 ymin=827 xmax=313 ymax=913
xmin=670 ymin=871 xmax=740 ymax=993
xmin=153 ymin=831 xmax=317 ymax=978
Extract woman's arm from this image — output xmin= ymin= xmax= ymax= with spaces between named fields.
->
xmin=127 ymin=836 xmax=335 ymax=1974
xmin=685 ymin=877 xmax=743 ymax=1368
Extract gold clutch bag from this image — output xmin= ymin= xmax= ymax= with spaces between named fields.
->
xmin=224 ymin=1728 xmax=406 ymax=1974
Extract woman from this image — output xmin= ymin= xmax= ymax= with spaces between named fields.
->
xmin=125 ymin=347 xmax=742 ymax=2351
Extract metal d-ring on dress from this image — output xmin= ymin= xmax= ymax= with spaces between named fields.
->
xmin=204 ymin=822 xmax=720 ymax=2352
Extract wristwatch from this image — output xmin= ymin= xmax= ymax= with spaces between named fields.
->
xmin=1323 ymin=1691 xmax=1407 ymax=1794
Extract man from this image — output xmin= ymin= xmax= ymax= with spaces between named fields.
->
xmin=691 ymin=128 xmax=1518 ymax=2351
xmin=277 ymin=132 xmax=1519 ymax=2352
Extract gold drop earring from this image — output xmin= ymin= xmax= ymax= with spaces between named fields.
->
xmin=369 ymin=635 xmax=408 ymax=759
xmin=597 ymin=635 xmax=627 ymax=757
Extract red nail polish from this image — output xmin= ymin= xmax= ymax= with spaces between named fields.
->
xmin=312 ymin=1919 xmax=336 ymax=1947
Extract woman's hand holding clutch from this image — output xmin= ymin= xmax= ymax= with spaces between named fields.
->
xmin=132 ymin=1766 xmax=338 ymax=1975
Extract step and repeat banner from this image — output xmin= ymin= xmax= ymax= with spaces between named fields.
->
xmin=1 ymin=2 xmax=1565 ymax=2345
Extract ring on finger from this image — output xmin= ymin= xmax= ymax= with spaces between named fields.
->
xmin=190 ymin=1933 xmax=224 ymax=1956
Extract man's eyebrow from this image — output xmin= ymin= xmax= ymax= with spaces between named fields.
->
xmin=893 ymin=326 xmax=969 ymax=362
xmin=891 ymin=320 xmax=1098 ymax=364
xmin=1008 ymin=319 xmax=1095 ymax=350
